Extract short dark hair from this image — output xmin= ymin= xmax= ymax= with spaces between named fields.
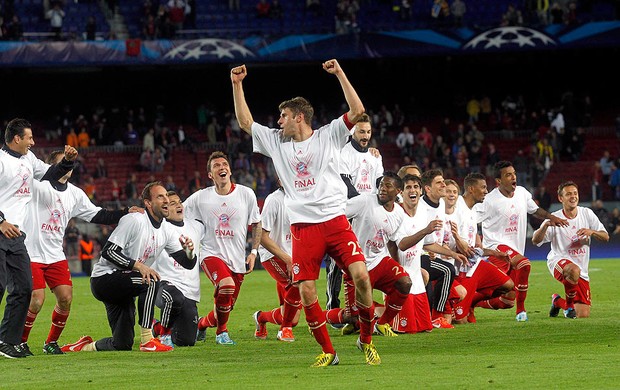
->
xmin=421 ymin=168 xmax=443 ymax=188
xmin=464 ymin=172 xmax=486 ymax=189
xmin=46 ymin=150 xmax=65 ymax=165
xmin=402 ymin=174 xmax=422 ymax=188
xmin=494 ymin=161 xmax=513 ymax=179
xmin=207 ymin=151 xmax=230 ymax=172
xmin=558 ymin=180 xmax=578 ymax=196
xmin=167 ymin=190 xmax=179 ymax=198
xmin=5 ymin=118 xmax=32 ymax=144
xmin=278 ymin=97 xmax=314 ymax=126
xmin=141 ymin=181 xmax=164 ymax=201
xmin=380 ymin=171 xmax=404 ymax=190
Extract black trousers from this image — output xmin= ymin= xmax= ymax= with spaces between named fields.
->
xmin=420 ymin=255 xmax=456 ymax=313
xmin=90 ymin=270 xmax=158 ymax=351
xmin=324 ymin=255 xmax=342 ymax=310
xmin=155 ymin=281 xmax=198 ymax=347
xmin=0 ymin=233 xmax=32 ymax=345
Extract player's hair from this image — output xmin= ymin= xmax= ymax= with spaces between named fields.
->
xmin=464 ymin=172 xmax=486 ymax=190
xmin=557 ymin=180 xmax=578 ymax=196
xmin=357 ymin=113 xmax=370 ymax=124
xmin=494 ymin=161 xmax=514 ymax=179
xmin=141 ymin=181 xmax=164 ymax=201
xmin=421 ymin=168 xmax=443 ymax=188
xmin=207 ymin=151 xmax=230 ymax=172
xmin=167 ymin=190 xmax=179 ymax=198
xmin=46 ymin=150 xmax=65 ymax=165
xmin=444 ymin=179 xmax=460 ymax=193
xmin=278 ymin=97 xmax=314 ymax=126
xmin=380 ymin=171 xmax=404 ymax=190
xmin=402 ymin=174 xmax=422 ymax=188
xmin=5 ymin=118 xmax=32 ymax=144
xmin=397 ymin=164 xmax=421 ymax=179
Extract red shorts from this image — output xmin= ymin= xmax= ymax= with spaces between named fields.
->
xmin=31 ymin=260 xmax=72 ymax=290
xmin=487 ymin=244 xmax=522 ymax=274
xmin=201 ymin=257 xmax=245 ymax=301
xmin=454 ymin=261 xmax=512 ymax=320
xmin=290 ymin=215 xmax=365 ymax=283
xmin=263 ymin=257 xmax=295 ymax=305
xmin=369 ymin=257 xmax=409 ymax=295
xmin=553 ymin=259 xmax=592 ymax=305
xmin=390 ymin=293 xmax=432 ymax=333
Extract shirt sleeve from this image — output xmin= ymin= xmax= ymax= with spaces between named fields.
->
xmin=251 ymin=122 xmax=279 ymax=157
xmin=345 ymin=194 xmax=367 ymax=220
xmin=246 ymin=189 xmax=261 ymax=225
xmin=525 ymin=189 xmax=539 ymax=214
xmin=260 ymin=195 xmax=276 ymax=232
xmin=70 ymin=186 xmax=102 ymax=222
xmin=183 ymin=191 xmax=201 ymax=221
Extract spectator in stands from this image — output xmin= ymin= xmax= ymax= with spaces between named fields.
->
xmin=78 ymin=127 xmax=90 ymax=148
xmin=485 ymin=142 xmax=500 ymax=177
xmin=609 ymin=162 xmax=620 ymax=200
xmin=592 ymin=161 xmax=602 ymax=201
xmin=65 ymin=219 xmax=80 ymax=262
xmin=255 ymin=170 xmax=273 ymax=200
xmin=451 ymin=0 xmax=466 ymax=27
xmin=466 ymin=96 xmax=480 ymax=124
xmin=565 ymin=1 xmax=578 ymax=25
xmin=567 ymin=126 xmax=585 ymax=161
xmin=156 ymin=6 xmax=175 ymax=38
xmin=307 ymin=0 xmax=323 ymax=16
xmin=111 ymin=179 xmax=121 ymax=208
xmin=600 ymin=150 xmax=613 ymax=185
xmin=417 ymin=126 xmax=433 ymax=150
xmin=84 ymin=176 xmax=97 ymax=201
xmin=432 ymin=135 xmax=448 ymax=162
xmin=0 ymin=16 xmax=7 ymax=39
xmin=206 ymin=117 xmax=220 ymax=143
xmin=236 ymin=169 xmax=256 ymax=189
xmin=534 ymin=185 xmax=552 ymax=210
xmin=501 ymin=3 xmax=523 ymax=26
xmin=335 ymin=0 xmax=360 ymax=34
xmin=230 ymin=0 xmax=240 ymax=11
xmin=468 ymin=142 xmax=482 ymax=173
xmin=152 ymin=148 xmax=166 ymax=172
xmin=536 ymin=0 xmax=549 ymax=25
xmin=125 ymin=173 xmax=138 ymax=200
xmin=550 ymin=1 xmax=564 ymax=24
xmin=188 ymin=170 xmax=203 ymax=193
xmin=143 ymin=14 xmax=157 ymax=40
xmin=94 ymin=158 xmax=108 ymax=179
xmin=66 ymin=127 xmax=79 ymax=148
xmin=611 ymin=208 xmax=620 ymax=235
xmin=256 ymin=0 xmax=271 ymax=18
xmin=270 ymin=0 xmax=283 ymax=18
xmin=143 ymin=128 xmax=155 ymax=151
xmin=536 ymin=136 xmax=554 ymax=177
xmin=124 ymin=123 xmax=139 ymax=145
xmin=164 ymin=175 xmax=177 ymax=192
xmin=167 ymin=0 xmax=190 ymax=30
xmin=140 ymin=148 xmax=153 ymax=171
xmin=396 ymin=126 xmax=414 ymax=158
xmin=399 ymin=0 xmax=412 ymax=21
xmin=85 ymin=15 xmax=97 ymax=40
xmin=592 ymin=200 xmax=614 ymax=232
xmin=513 ymin=149 xmax=530 ymax=187
xmin=177 ymin=125 xmax=186 ymax=145
xmin=6 ymin=15 xmax=23 ymax=41
xmin=46 ymin=1 xmax=65 ymax=40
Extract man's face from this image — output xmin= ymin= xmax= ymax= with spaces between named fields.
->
xmin=166 ymin=194 xmax=184 ymax=222
xmin=496 ymin=166 xmax=517 ymax=193
xmin=403 ymin=179 xmax=422 ymax=209
xmin=352 ymin=122 xmax=372 ymax=148
xmin=14 ymin=128 xmax=35 ymax=155
xmin=377 ymin=176 xmax=400 ymax=205
xmin=208 ymin=157 xmax=231 ymax=185
xmin=559 ymin=185 xmax=579 ymax=210
xmin=145 ymin=185 xmax=170 ymax=220
xmin=426 ymin=175 xmax=446 ymax=200
xmin=444 ymin=184 xmax=459 ymax=208
xmin=278 ymin=108 xmax=300 ymax=138
xmin=469 ymin=179 xmax=488 ymax=203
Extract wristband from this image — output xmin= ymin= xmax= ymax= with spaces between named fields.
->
xmin=0 ymin=214 xmax=4 ymax=225
xmin=251 ymin=249 xmax=258 ymax=256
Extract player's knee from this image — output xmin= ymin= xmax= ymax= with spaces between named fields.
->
xmin=57 ymin=295 xmax=72 ymax=310
xmin=455 ymin=284 xmax=467 ymax=301
xmin=30 ymin=292 xmax=45 ymax=312
xmin=114 ymin=339 xmax=134 ymax=351
xmin=505 ymin=290 xmax=516 ymax=300
xmin=395 ymin=276 xmax=412 ymax=295
xmin=453 ymin=318 xmax=467 ymax=325
xmin=576 ymin=306 xmax=590 ymax=318
xmin=564 ymin=264 xmax=580 ymax=283
xmin=501 ymin=278 xmax=515 ymax=293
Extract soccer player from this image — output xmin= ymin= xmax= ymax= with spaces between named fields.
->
xmin=21 ymin=150 xmax=141 ymax=355
xmin=532 ymin=181 xmax=608 ymax=319
xmin=60 ymin=182 xmax=196 ymax=353
xmin=325 ymin=172 xmax=411 ymax=337
xmin=444 ymin=174 xmax=514 ymax=324
xmin=253 ymin=180 xmax=301 ymax=342
xmin=184 ymin=151 xmax=261 ymax=346
xmin=475 ymin=161 xmax=568 ymax=321
xmin=0 ymin=118 xmax=77 ymax=359
xmin=231 ymin=59 xmax=380 ymax=366
xmin=151 ymin=191 xmax=205 ymax=346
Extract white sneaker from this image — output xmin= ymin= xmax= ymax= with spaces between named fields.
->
xmin=515 ymin=311 xmax=528 ymax=322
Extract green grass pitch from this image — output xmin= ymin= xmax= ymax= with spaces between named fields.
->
xmin=2 ymin=259 xmax=620 ymax=388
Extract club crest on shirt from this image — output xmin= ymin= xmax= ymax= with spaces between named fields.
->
xmin=212 ymin=207 xmax=237 ymax=238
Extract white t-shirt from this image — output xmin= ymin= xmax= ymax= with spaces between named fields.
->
xmin=258 ymin=188 xmax=291 ymax=263
xmin=339 ymin=142 xmax=384 ymax=194
xmin=452 ymin=196 xmax=482 ymax=275
xmin=152 ymin=219 xmax=205 ymax=302
xmin=91 ymin=212 xmax=184 ymax=278
xmin=345 ymin=194 xmax=406 ymax=271
xmin=0 ymin=149 xmax=50 ymax=228
xmin=183 ymin=184 xmax=260 ymax=273
xmin=475 ymin=186 xmax=538 ymax=255
xmin=251 ymin=117 xmax=351 ymax=224
xmin=536 ymin=207 xmax=606 ymax=282
xmin=24 ymin=180 xmax=101 ymax=264
xmin=418 ymin=196 xmax=451 ymax=262
xmin=395 ymin=206 xmax=434 ymax=295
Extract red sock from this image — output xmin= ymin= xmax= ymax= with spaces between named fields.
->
xmin=215 ymin=285 xmax=235 ymax=335
xmin=259 ymin=308 xmax=282 ymax=325
xmin=563 ymin=281 xmax=578 ymax=308
xmin=378 ymin=290 xmax=408 ymax=325
xmin=282 ymin=288 xmax=301 ymax=328
xmin=304 ymin=298 xmax=334 ymax=354
xmin=198 ymin=311 xmax=217 ymax=330
xmin=554 ymin=296 xmax=568 ymax=310
xmin=324 ymin=308 xmax=344 ymax=325
xmin=357 ymin=300 xmax=374 ymax=344
xmin=476 ymin=295 xmax=515 ymax=310
xmin=154 ymin=321 xmax=171 ymax=335
xmin=46 ymin=305 xmax=70 ymax=343
xmin=21 ymin=310 xmax=38 ymax=343
xmin=514 ymin=258 xmax=530 ymax=313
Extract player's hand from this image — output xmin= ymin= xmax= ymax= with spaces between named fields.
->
xmin=231 ymin=65 xmax=247 ymax=83
xmin=322 ymin=59 xmax=342 ymax=75
xmin=368 ymin=147 xmax=381 ymax=158
xmin=128 ymin=206 xmax=145 ymax=214
xmin=63 ymin=145 xmax=78 ymax=161
xmin=180 ymin=235 xmax=195 ymax=258
xmin=245 ymin=252 xmax=256 ymax=274
xmin=134 ymin=262 xmax=160 ymax=284
xmin=0 ymin=220 xmax=22 ymax=239
xmin=425 ymin=219 xmax=443 ymax=234
xmin=452 ymin=252 xmax=469 ymax=266
xmin=548 ymin=214 xmax=569 ymax=227
xmin=576 ymin=228 xmax=593 ymax=238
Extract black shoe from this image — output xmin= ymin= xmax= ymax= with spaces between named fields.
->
xmin=549 ymin=294 xmax=561 ymax=317
xmin=564 ymin=308 xmax=577 ymax=319
xmin=0 ymin=342 xmax=27 ymax=359
xmin=43 ymin=341 xmax=65 ymax=355
xmin=20 ymin=342 xmax=34 ymax=356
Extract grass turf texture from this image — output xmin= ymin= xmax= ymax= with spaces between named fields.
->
xmin=2 ymin=259 xmax=620 ymax=388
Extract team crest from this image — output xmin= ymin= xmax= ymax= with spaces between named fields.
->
xmin=212 ymin=271 xmax=218 ymax=281
xmin=292 ymin=264 xmax=300 ymax=275
xmin=509 ymin=214 xmax=518 ymax=226
xmin=360 ymin=168 xmax=369 ymax=182
xmin=399 ymin=318 xmax=408 ymax=327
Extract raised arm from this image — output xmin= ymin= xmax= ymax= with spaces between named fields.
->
xmin=323 ymin=59 xmax=365 ymax=123
xmin=231 ymin=65 xmax=254 ymax=134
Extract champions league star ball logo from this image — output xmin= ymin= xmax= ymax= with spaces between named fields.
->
xmin=463 ymin=27 xmax=556 ymax=50
xmin=164 ymin=39 xmax=255 ymax=61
